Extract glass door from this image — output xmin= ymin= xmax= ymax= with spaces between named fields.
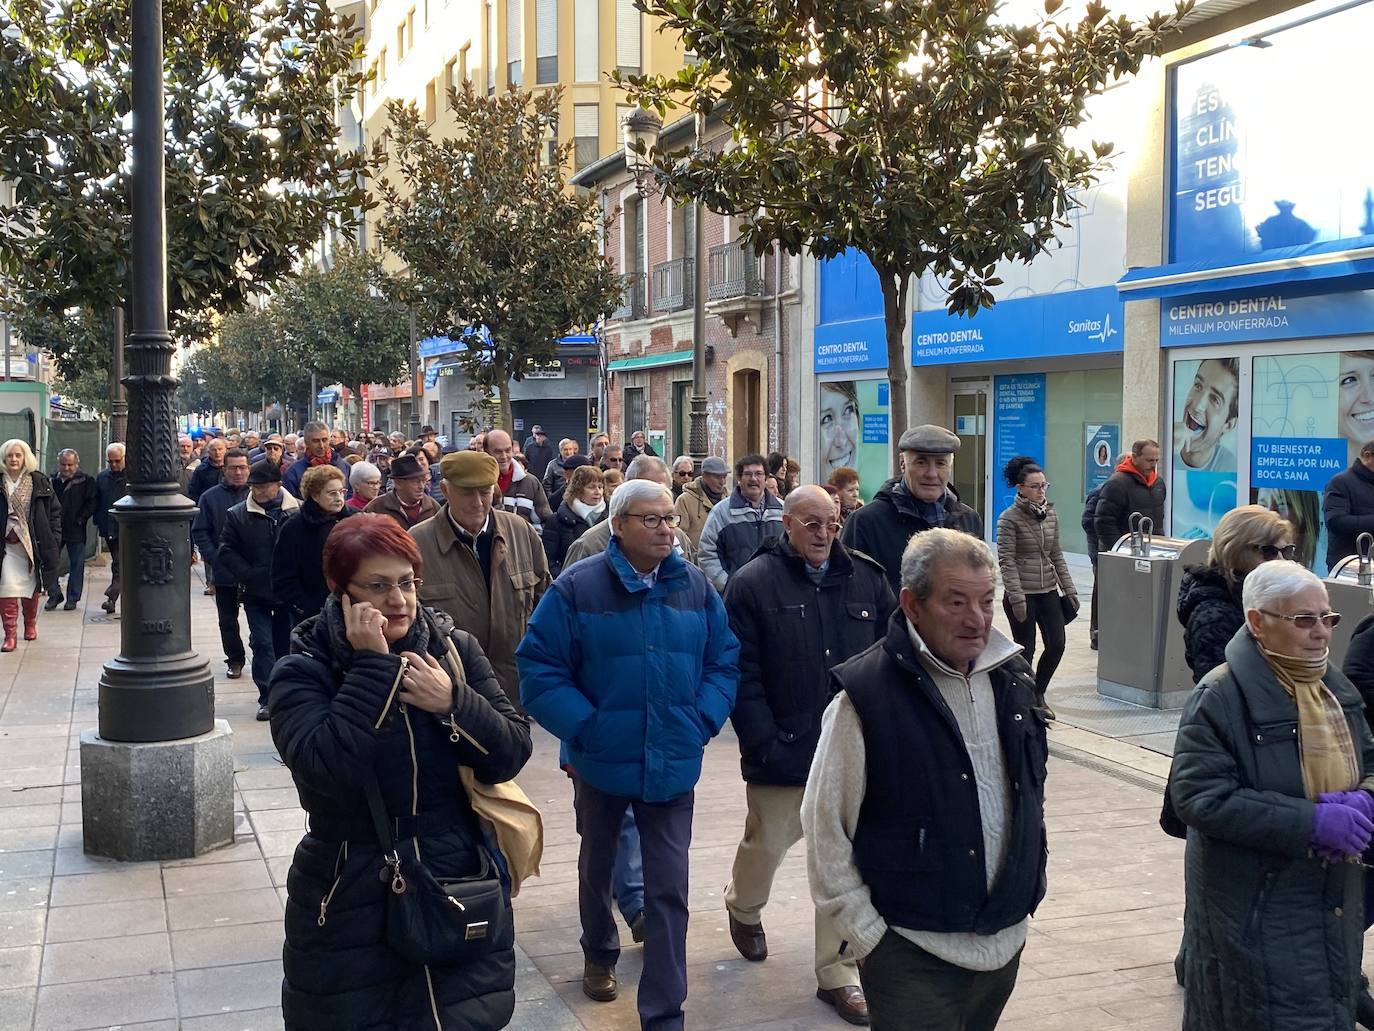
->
xmin=950 ymin=383 xmax=990 ymax=536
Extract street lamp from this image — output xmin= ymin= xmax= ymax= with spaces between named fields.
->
xmin=81 ymin=0 xmax=234 ymax=861
xmin=622 ymin=106 xmax=709 ymax=473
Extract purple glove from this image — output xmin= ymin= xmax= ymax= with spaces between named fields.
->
xmin=1311 ymin=801 xmax=1374 ymax=856
xmin=1318 ymin=790 xmax=1374 ymax=823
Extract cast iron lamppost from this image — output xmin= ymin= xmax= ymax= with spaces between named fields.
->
xmin=622 ymin=106 xmax=708 ymax=472
xmin=81 ymin=0 xmax=234 ymax=861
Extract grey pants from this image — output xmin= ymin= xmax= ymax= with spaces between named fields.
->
xmin=859 ymin=931 xmax=1021 ymax=1031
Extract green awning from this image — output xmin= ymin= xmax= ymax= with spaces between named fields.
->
xmin=606 ymin=349 xmax=694 ymax=372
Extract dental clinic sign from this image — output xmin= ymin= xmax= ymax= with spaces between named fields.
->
xmin=911 ymin=285 xmax=1123 ymax=366
xmin=1161 ymin=285 xmax=1374 ymax=347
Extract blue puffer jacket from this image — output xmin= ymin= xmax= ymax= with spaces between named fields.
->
xmin=516 ymin=537 xmax=740 ymax=802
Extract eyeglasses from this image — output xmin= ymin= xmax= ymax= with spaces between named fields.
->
xmin=1023 ymin=482 xmax=1050 ymax=491
xmin=674 ymin=469 xmax=693 ymax=478
xmin=348 ymin=577 xmax=423 ymax=598
xmin=797 ymin=518 xmax=842 ymax=535
xmin=320 ymin=489 xmax=346 ymax=500
xmin=1257 ymin=544 xmax=1298 ymax=561
xmin=623 ymin=512 xmax=681 ymax=529
xmin=1259 ymin=609 xmax=1342 ymax=629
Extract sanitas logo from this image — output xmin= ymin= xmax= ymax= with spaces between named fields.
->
xmin=1068 ymin=312 xmax=1119 ymax=343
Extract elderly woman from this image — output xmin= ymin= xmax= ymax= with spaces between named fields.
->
xmin=1177 ymin=504 xmax=1296 ymax=684
xmin=543 ymin=464 xmax=607 ymax=577
xmin=270 ymin=514 xmax=532 ymax=1029
xmin=273 ymin=465 xmax=355 ymax=625
xmin=0 ymin=439 xmax=60 ymax=650
xmin=347 ymin=460 xmax=383 ymax=512
xmin=827 ymin=466 xmax=863 ymax=525
xmin=1170 ymin=560 xmax=1374 ymax=1030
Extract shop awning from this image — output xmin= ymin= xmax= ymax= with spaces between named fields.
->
xmin=1117 ymin=237 xmax=1374 ymax=301
xmin=606 ymin=349 xmax=694 ymax=372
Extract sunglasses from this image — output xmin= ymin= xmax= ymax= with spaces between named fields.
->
xmin=1259 ymin=609 xmax=1342 ymax=629
xmin=1257 ymin=544 xmax=1298 ymax=561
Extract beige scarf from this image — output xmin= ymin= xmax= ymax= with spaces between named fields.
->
xmin=4 ymin=472 xmax=35 ymax=571
xmin=1258 ymin=643 xmax=1359 ymax=799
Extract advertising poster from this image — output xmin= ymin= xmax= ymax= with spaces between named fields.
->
xmin=1084 ymin=423 xmax=1120 ymax=496
xmin=818 ymin=379 xmax=890 ymax=502
xmin=992 ymin=374 xmax=1047 ymax=536
xmin=1172 ymin=357 xmax=1240 ymax=539
xmin=1247 ymin=351 xmax=1374 ymax=574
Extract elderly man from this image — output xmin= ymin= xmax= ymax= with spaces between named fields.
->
xmin=48 ymin=449 xmax=97 ymax=611
xmin=282 ymin=432 xmax=300 ymax=462
xmin=564 ymin=455 xmax=695 ymax=568
xmin=803 ymin=529 xmax=1046 ymax=1031
xmin=95 ymin=443 xmax=128 ymax=612
xmin=188 ymin=436 xmax=227 ymax=503
xmin=518 ymin=479 xmax=739 ymax=1027
xmin=282 ymin=421 xmax=351 ymax=499
xmin=364 ymin=453 xmax=438 ymax=529
xmin=623 ymin=429 xmax=658 ymax=463
xmin=192 ymin=448 xmax=252 ymax=679
xmin=670 ymin=455 xmax=694 ymax=499
xmin=588 ymin=432 xmax=611 ymax=466
xmin=177 ymin=434 xmax=199 ymax=492
xmin=411 ymin=451 xmax=549 ymax=703
xmin=524 ymin=425 xmax=554 ymax=482
xmin=544 ymin=437 xmax=580 ymax=494
xmin=328 ymin=427 xmax=354 ymax=458
xmin=674 ymin=455 xmax=727 ymax=550
xmin=722 ymin=485 xmax=894 ymax=1025
xmin=840 ymin=425 xmax=983 ymax=591
xmin=485 ymin=429 xmax=553 ymax=530
xmin=259 ymin=435 xmax=286 ymax=470
xmin=698 ymin=453 xmax=784 ymax=592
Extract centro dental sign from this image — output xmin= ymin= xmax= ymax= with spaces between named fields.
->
xmin=1160 ymin=285 xmax=1374 ymax=347
xmin=911 ymin=285 xmax=1123 ymax=366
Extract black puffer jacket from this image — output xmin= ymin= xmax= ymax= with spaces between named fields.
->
xmin=1322 ymin=460 xmax=1374 ymax=570
xmin=1341 ymin=612 xmax=1374 ymax=735
xmin=839 ymin=478 xmax=983 ymax=591
xmin=270 ymin=600 xmax=532 ymax=1031
xmin=724 ymin=536 xmax=894 ymax=785
xmin=543 ymin=500 xmax=605 ymax=578
xmin=50 ymin=471 xmax=97 ymax=544
xmin=0 ymin=472 xmax=62 ymax=594
xmin=1170 ymin=628 xmax=1374 ymax=1031
xmin=1093 ymin=465 xmax=1166 ymax=550
xmin=272 ymin=500 xmax=355 ymax=623
xmin=1176 ymin=565 xmax=1244 ymax=684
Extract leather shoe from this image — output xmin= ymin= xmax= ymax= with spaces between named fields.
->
xmin=728 ymin=912 xmax=767 ymax=962
xmin=629 ymin=910 xmax=645 ymax=944
xmin=43 ymin=594 xmax=61 ymax=611
xmin=582 ymin=961 xmax=617 ymax=1002
xmin=817 ymin=986 xmax=870 ymax=1026
xmin=63 ymin=600 xmax=78 ymax=611
xmin=226 ymin=661 xmax=243 ymax=680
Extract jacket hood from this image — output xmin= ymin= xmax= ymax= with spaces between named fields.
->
xmin=290 ymin=593 xmax=456 ymax=674
xmin=1177 ymin=565 xmax=1239 ymax=625
xmin=604 ymin=535 xmax=689 ymax=594
xmin=1116 ymin=457 xmax=1158 ymax=488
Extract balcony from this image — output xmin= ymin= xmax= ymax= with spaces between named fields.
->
xmin=651 ymin=258 xmax=695 ymax=314
xmin=707 ymin=241 xmax=769 ymax=336
xmin=610 ymin=273 xmax=647 ymax=322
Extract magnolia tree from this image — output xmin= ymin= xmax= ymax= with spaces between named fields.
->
xmin=622 ymin=0 xmax=1190 ymax=462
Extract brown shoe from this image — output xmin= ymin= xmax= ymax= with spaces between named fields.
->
xmin=582 ymin=961 xmax=617 ymax=1002
xmin=817 ymin=986 xmax=870 ymax=1026
xmin=728 ymin=912 xmax=767 ymax=962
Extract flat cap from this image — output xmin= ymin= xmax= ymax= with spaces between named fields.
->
xmin=898 ymin=424 xmax=961 ymax=455
xmin=247 ymin=461 xmax=281 ymax=484
xmin=440 ymin=450 xmax=499 ymax=487
xmin=390 ymin=454 xmax=425 ymax=479
xmin=702 ymin=456 xmax=729 ymax=475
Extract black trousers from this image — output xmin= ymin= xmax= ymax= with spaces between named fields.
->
xmin=1088 ymin=554 xmax=1099 ymax=636
xmin=860 ymin=931 xmax=1021 ymax=1031
xmin=1003 ymin=591 xmax=1066 ymax=695
xmin=214 ymin=584 xmax=245 ymax=666
xmin=574 ymin=775 xmax=694 ymax=1031
xmin=102 ymin=537 xmax=121 ymax=602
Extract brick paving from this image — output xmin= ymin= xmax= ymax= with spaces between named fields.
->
xmin=0 ymin=558 xmax=1270 ymax=1031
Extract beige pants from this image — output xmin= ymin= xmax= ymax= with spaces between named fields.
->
xmin=724 ymin=783 xmax=860 ymax=990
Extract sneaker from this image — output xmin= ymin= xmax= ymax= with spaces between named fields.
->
xmin=629 ymin=910 xmax=646 ymax=944
xmin=256 ymin=704 xmax=270 ymax=721
xmin=226 ymin=661 xmax=243 ymax=679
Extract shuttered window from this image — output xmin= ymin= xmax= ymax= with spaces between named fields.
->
xmin=615 ymin=0 xmax=639 ymax=75
xmin=506 ymin=0 xmax=522 ymax=85
xmin=535 ymin=0 xmax=557 ymax=82
xmin=573 ymin=0 xmax=597 ymax=82
xmin=574 ymin=103 xmax=599 ymax=170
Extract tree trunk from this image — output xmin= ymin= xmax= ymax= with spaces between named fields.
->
xmin=879 ymin=271 xmax=911 ymax=473
xmin=496 ymin=372 xmax=512 ymax=433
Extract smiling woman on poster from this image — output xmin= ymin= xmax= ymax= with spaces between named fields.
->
xmin=818 ymin=381 xmax=860 ymax=472
xmin=1339 ymin=350 xmax=1374 ymax=464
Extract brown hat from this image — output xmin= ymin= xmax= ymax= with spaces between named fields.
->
xmin=440 ymin=450 xmax=499 ymax=487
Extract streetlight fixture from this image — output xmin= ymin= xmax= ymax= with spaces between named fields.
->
xmin=621 ymin=106 xmax=709 ymax=473
xmin=81 ymin=0 xmax=234 ymax=861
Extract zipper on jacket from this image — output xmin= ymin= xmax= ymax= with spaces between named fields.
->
xmin=402 ymin=706 xmax=420 ymax=817
xmin=422 ymin=964 xmax=443 ymax=1029
xmin=1243 ymin=868 xmax=1277 ymax=938
xmin=316 ymin=841 xmax=349 ymax=927
xmin=440 ymin=638 xmax=489 ymax=755
xmin=374 ymin=656 xmax=410 ymax=730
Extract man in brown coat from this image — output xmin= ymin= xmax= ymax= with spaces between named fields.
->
xmin=364 ymin=454 xmax=439 ymax=530
xmin=673 ymin=455 xmax=728 ymax=551
xmin=411 ymin=450 xmax=550 ymax=702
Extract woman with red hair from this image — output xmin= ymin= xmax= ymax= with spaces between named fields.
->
xmin=268 ymin=514 xmax=532 ymax=1030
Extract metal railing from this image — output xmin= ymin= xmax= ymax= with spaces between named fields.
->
xmin=651 ymin=257 xmax=694 ymax=313
xmin=610 ymin=273 xmax=647 ymax=321
xmin=707 ymin=241 xmax=766 ymax=300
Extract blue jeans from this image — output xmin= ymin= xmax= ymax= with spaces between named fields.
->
xmin=614 ymin=810 xmax=646 ymax=924
xmin=60 ymin=541 xmax=85 ymax=601
xmin=242 ymin=603 xmax=291 ymax=706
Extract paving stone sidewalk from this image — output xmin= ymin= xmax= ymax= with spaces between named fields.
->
xmin=0 ymin=559 xmax=1251 ymax=1030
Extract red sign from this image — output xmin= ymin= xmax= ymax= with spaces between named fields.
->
xmin=360 ymin=383 xmax=371 ymax=434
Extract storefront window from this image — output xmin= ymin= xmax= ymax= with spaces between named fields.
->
xmin=1042 ymin=369 xmax=1123 ymax=554
xmin=1171 ymin=356 xmax=1240 ymax=539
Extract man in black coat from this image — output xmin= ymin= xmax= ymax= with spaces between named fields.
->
xmin=192 ymin=449 xmax=252 ymax=680
xmin=722 ymin=485 xmax=894 ymax=1026
xmin=187 ymin=436 xmax=227 ymax=503
xmin=48 ymin=448 xmax=97 ymax=611
xmin=1324 ymin=440 xmax=1374 ymax=570
xmin=840 ymin=424 xmax=983 ymax=591
xmin=217 ymin=461 xmax=299 ymax=719
xmin=1092 ymin=438 xmax=1165 ymax=550
xmin=94 ymin=443 xmax=128 ymax=613
xmin=523 ymin=425 xmax=554 ymax=485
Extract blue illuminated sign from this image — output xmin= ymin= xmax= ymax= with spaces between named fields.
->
xmin=992 ymin=374 xmax=1046 ymax=536
xmin=814 ymin=316 xmax=887 ymax=373
xmin=1161 ymin=284 xmax=1374 ymax=347
xmin=911 ymin=286 xmax=1122 ymax=366
xmin=1251 ymin=437 xmax=1347 ymax=490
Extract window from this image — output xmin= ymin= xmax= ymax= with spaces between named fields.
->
xmin=574 ymin=0 xmax=597 ymax=82
xmin=542 ymin=123 xmax=558 ymax=167
xmin=624 ymin=388 xmax=646 ymax=441
xmin=506 ymin=0 xmax=522 ymax=86
xmin=615 ymin=0 xmax=640 ymax=76
xmin=486 ymin=0 xmax=496 ymax=94
xmin=407 ymin=7 xmax=415 ymax=49
xmin=379 ymin=47 xmax=387 ymax=82
xmin=574 ymin=103 xmax=599 ymax=170
xmin=459 ymin=42 xmax=470 ymax=83
xmin=535 ymin=0 xmax=557 ymax=84
xmin=369 ymin=60 xmax=378 ymax=96
xmin=445 ymin=58 xmax=458 ymax=105
xmin=425 ymin=79 xmax=437 ymax=123
xmin=396 ymin=23 xmax=405 ymax=61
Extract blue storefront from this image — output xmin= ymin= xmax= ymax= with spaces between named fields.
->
xmin=1120 ymin=0 xmax=1374 ymax=571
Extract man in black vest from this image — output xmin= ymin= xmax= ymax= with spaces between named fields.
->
xmin=802 ymin=528 xmax=1047 ymax=1031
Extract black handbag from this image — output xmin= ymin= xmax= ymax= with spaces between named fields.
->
xmin=363 ymin=770 xmax=510 ymax=966
xmin=1058 ymin=591 xmax=1080 ymax=625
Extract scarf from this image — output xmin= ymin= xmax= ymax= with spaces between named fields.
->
xmin=308 ymin=448 xmax=334 ymax=467
xmin=4 ymin=472 xmax=35 ymax=570
xmin=570 ymin=497 xmax=605 ymax=524
xmin=1257 ymin=641 xmax=1359 ymax=799
xmin=1014 ymin=494 xmax=1047 ymax=521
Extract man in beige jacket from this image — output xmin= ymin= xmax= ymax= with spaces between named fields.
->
xmin=673 ymin=455 xmax=728 ymax=551
xmin=411 ymin=451 xmax=550 ymax=704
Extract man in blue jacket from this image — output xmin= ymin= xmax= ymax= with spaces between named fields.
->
xmin=518 ymin=479 xmax=739 ymax=1030
xmin=281 ymin=421 xmax=350 ymax=499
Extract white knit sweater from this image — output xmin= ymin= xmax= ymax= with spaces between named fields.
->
xmin=801 ymin=621 xmax=1027 ymax=971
